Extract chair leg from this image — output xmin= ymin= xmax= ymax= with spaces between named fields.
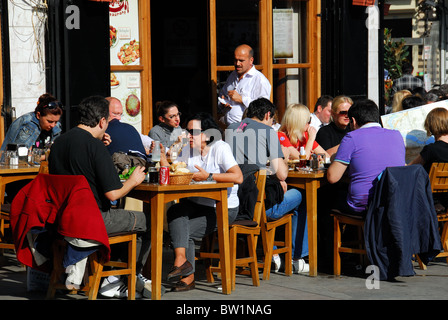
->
xmin=284 ymin=221 xmax=292 ymax=276
xmin=333 ymin=217 xmax=341 ymax=276
xmin=247 ymin=234 xmax=260 ymax=287
xmin=88 ymin=255 xmax=103 ymax=300
xmin=262 ymin=228 xmax=275 ymax=280
xmin=230 ymin=229 xmax=237 ymax=291
xmin=127 ymin=234 xmax=137 ymax=300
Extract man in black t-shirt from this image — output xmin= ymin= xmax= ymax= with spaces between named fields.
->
xmin=49 ymin=96 xmax=151 ymax=299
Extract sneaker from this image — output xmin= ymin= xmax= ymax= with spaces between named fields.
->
xmin=292 ymin=259 xmax=309 ymax=274
xmin=99 ymin=278 xmax=142 ymax=299
xmin=272 ymin=255 xmax=281 ymax=273
xmin=136 ymin=273 xmax=166 ymax=299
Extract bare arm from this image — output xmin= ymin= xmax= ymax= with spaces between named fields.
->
xmin=327 ymin=160 xmax=348 ymax=184
xmin=104 ymin=166 xmax=147 ymax=201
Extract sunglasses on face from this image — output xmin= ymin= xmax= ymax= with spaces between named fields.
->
xmin=186 ymin=128 xmax=202 ymax=136
xmin=44 ymin=101 xmax=63 ymax=110
xmin=338 ymin=110 xmax=349 ymax=115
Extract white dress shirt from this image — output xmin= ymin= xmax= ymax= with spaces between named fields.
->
xmin=310 ymin=113 xmax=326 ymax=131
xmin=219 ymin=66 xmax=271 ymax=125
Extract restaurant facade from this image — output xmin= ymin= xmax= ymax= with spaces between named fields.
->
xmin=0 ymin=0 xmax=383 ymax=140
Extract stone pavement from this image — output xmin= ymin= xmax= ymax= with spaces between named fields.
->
xmin=1 ymin=247 xmax=448 ymax=302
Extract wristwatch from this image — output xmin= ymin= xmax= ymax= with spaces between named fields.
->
xmin=206 ymin=173 xmax=214 ymax=182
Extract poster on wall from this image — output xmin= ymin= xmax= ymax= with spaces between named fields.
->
xmin=110 ymin=71 xmax=142 ymax=130
xmin=273 ymin=9 xmax=294 ymax=59
xmin=109 ymin=0 xmax=142 ymax=131
xmin=110 ymin=0 xmax=140 ymax=66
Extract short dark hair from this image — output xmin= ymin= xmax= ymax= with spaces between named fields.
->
xmin=402 ymin=95 xmax=425 ymax=110
xmin=314 ymin=95 xmax=333 ymax=111
xmin=246 ymin=98 xmax=277 ymax=121
xmin=347 ymin=99 xmax=380 ymax=127
xmin=402 ymin=62 xmax=414 ymax=75
xmin=186 ymin=112 xmax=222 ymax=145
xmin=78 ymin=96 xmax=109 ymax=128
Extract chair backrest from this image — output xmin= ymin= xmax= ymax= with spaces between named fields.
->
xmin=39 ymin=161 xmax=49 ymax=174
xmin=252 ymin=169 xmax=267 ymax=225
xmin=429 ymin=162 xmax=448 ymax=193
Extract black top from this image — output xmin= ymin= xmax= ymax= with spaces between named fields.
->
xmin=49 ymin=127 xmax=123 ymax=211
xmin=420 ymin=140 xmax=448 ymax=173
xmin=315 ymin=121 xmax=350 ymax=151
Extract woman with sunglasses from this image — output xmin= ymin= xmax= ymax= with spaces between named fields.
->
xmin=0 ymin=93 xmax=63 ymax=151
xmin=315 ymin=95 xmax=353 ymax=157
xmin=277 ymin=103 xmax=329 ymax=160
xmin=157 ymin=112 xmax=242 ymax=292
xmin=148 ymin=100 xmax=183 ymax=149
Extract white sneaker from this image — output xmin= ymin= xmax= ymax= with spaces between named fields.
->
xmin=136 ymin=273 xmax=152 ymax=298
xmin=272 ymin=255 xmax=281 ymax=273
xmin=292 ymin=259 xmax=309 ymax=274
xmin=99 ymin=278 xmax=141 ymax=299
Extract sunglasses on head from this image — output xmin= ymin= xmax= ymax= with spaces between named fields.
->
xmin=43 ymin=101 xmax=63 ymax=110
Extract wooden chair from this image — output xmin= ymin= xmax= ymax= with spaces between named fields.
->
xmin=46 ymin=232 xmax=137 ymax=300
xmin=199 ymin=170 xmax=266 ymax=290
xmin=259 ymin=194 xmax=293 ymax=280
xmin=420 ymin=162 xmax=448 ymax=268
xmin=0 ymin=167 xmax=43 ymax=254
xmin=332 ymin=209 xmax=366 ymax=276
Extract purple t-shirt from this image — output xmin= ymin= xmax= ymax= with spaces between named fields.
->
xmin=334 ymin=124 xmax=405 ymax=212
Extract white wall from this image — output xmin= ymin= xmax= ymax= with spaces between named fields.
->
xmin=7 ymin=0 xmax=47 ymax=118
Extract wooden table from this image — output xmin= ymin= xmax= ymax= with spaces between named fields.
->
xmin=0 ymin=164 xmax=40 ymax=202
xmin=128 ymin=181 xmax=234 ymax=300
xmin=286 ymin=169 xmax=326 ymax=276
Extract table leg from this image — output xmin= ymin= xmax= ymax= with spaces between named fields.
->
xmin=215 ymin=189 xmax=231 ymax=294
xmin=305 ymin=180 xmax=319 ymax=276
xmin=151 ymin=192 xmax=165 ymax=300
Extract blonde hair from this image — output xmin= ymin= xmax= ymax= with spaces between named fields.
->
xmin=391 ymin=90 xmax=412 ymax=113
xmin=279 ymin=103 xmax=310 ymax=145
xmin=331 ymin=95 xmax=353 ymax=114
xmin=424 ymin=107 xmax=448 ymax=137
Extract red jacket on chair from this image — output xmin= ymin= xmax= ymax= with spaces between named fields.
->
xmin=10 ymin=174 xmax=110 ymax=270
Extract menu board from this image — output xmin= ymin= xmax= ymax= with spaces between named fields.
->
xmin=109 ymin=0 xmax=142 ymax=131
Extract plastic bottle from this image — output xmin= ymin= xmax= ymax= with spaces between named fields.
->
xmin=152 ymin=141 xmax=161 ymax=162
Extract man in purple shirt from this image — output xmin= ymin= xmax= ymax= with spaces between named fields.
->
xmin=327 ymin=99 xmax=405 ymax=215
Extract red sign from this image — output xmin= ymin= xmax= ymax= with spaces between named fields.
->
xmin=353 ymin=0 xmax=375 ymax=6
xmin=110 ymin=0 xmax=130 ymax=16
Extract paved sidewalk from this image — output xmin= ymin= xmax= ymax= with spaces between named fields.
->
xmin=1 ymin=248 xmax=448 ymax=301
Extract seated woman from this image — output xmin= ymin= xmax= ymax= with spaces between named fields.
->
xmin=1 ymin=93 xmax=63 ymax=151
xmin=316 ymin=95 xmax=352 ymax=157
xmin=409 ymin=107 xmax=448 ymax=172
xmin=148 ymin=100 xmax=183 ymax=149
xmin=409 ymin=107 xmax=448 ymax=212
xmin=159 ymin=112 xmax=243 ymax=292
xmin=277 ymin=103 xmax=329 ymax=160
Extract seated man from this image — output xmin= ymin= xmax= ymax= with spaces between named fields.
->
xmin=226 ymin=97 xmax=309 ymax=274
xmin=327 ymin=99 xmax=406 ymax=215
xmin=48 ymin=96 xmax=151 ymax=299
xmin=106 ymin=97 xmax=147 ymax=157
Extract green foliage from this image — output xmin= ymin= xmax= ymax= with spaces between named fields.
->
xmin=384 ymin=28 xmax=409 ymax=80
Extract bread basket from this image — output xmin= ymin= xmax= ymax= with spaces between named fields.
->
xmin=169 ymin=173 xmax=193 ymax=185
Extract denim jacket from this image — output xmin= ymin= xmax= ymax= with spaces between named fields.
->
xmin=0 ymin=112 xmax=62 ymax=151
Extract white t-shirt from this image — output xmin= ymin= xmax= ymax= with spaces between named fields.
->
xmin=177 ymin=140 xmax=239 ymax=208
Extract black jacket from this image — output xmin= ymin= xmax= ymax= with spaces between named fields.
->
xmin=364 ymin=165 xmax=442 ymax=280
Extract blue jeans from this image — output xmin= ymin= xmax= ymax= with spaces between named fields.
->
xmin=265 ymin=188 xmax=308 ymax=259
